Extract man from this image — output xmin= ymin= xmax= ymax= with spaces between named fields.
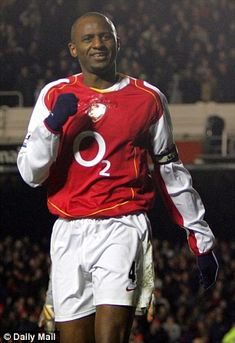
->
xmin=17 ymin=12 xmax=218 ymax=343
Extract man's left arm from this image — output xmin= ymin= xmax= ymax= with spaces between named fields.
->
xmin=149 ymin=92 xmax=219 ymax=290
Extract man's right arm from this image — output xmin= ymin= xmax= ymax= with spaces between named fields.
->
xmin=17 ymin=84 xmax=61 ymax=187
xmin=17 ymin=85 xmax=78 ymax=187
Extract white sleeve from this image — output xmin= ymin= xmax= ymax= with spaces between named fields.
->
xmin=150 ymin=92 xmax=215 ymax=255
xmin=17 ymin=84 xmax=60 ymax=187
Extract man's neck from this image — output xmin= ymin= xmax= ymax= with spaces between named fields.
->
xmin=82 ymin=71 xmax=119 ymax=90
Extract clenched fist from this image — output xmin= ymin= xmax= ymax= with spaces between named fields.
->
xmin=45 ymin=93 xmax=78 ymax=132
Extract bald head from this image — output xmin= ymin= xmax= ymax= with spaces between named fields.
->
xmin=70 ymin=12 xmax=117 ymax=43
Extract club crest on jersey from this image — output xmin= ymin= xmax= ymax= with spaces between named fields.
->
xmin=88 ymin=103 xmax=107 ymax=122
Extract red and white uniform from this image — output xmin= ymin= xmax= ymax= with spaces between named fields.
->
xmin=17 ymin=73 xmax=215 ymax=255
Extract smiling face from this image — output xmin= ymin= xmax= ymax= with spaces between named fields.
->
xmin=68 ymin=13 xmax=120 ymax=79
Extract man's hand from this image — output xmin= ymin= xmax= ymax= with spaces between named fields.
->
xmin=197 ymin=251 xmax=219 ymax=290
xmin=44 ymin=93 xmax=78 ymax=132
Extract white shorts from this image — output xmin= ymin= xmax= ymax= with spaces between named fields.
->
xmin=50 ymin=213 xmax=153 ymax=322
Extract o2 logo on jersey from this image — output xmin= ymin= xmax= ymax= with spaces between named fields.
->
xmin=73 ymin=131 xmax=110 ymax=176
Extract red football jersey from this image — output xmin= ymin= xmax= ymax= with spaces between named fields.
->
xmin=43 ymin=74 xmax=163 ymax=218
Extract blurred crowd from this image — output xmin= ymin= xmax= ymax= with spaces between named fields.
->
xmin=130 ymin=239 xmax=235 ymax=343
xmin=0 ymin=236 xmax=50 ymax=331
xmin=1 ymin=0 xmax=235 ymax=106
xmin=0 ymin=235 xmax=235 ymax=342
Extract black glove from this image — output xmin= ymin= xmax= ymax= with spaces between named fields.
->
xmin=45 ymin=93 xmax=78 ymax=132
xmin=197 ymin=251 xmax=219 ymax=290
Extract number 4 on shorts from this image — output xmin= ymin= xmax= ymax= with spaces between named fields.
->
xmin=129 ymin=261 xmax=136 ymax=283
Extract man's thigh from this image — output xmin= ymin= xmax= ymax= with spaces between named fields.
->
xmin=56 ymin=313 xmax=95 ymax=343
xmin=91 ymin=213 xmax=151 ymax=308
xmin=50 ymin=218 xmax=96 ymax=322
xmin=95 ymin=305 xmax=136 ymax=343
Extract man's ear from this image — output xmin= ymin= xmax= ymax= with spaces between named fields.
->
xmin=68 ymin=42 xmax=78 ymax=58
